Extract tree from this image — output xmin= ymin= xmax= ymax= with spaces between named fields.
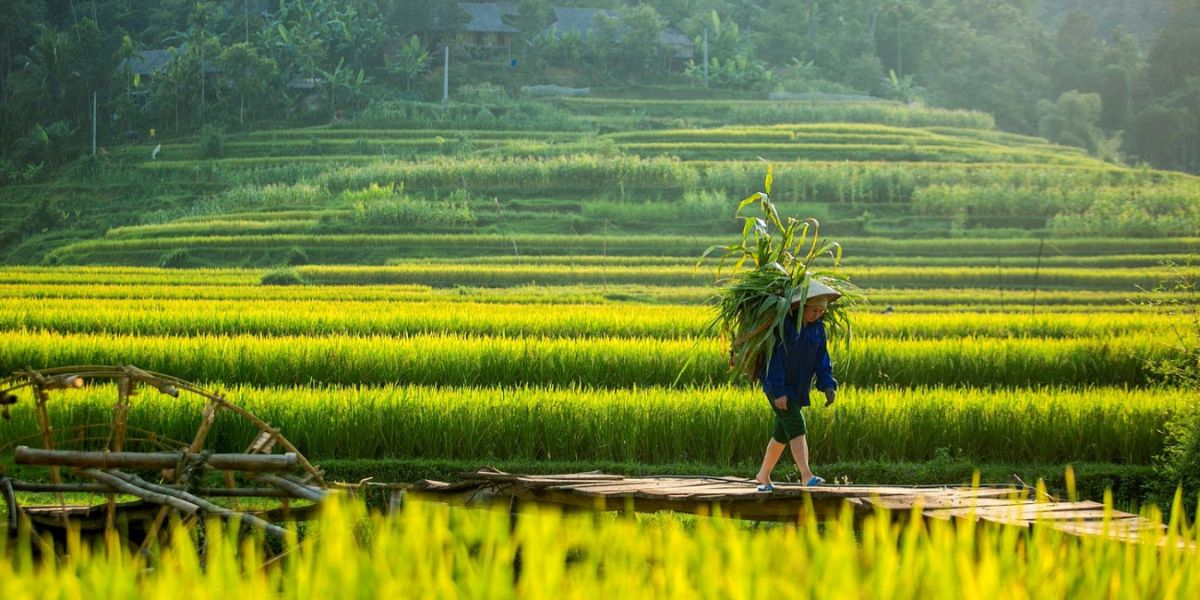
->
xmin=1037 ymin=90 xmax=1104 ymax=153
xmin=1051 ymin=10 xmax=1103 ymax=95
xmin=388 ymin=35 xmax=430 ymax=92
xmin=514 ymin=0 xmax=554 ymax=45
xmin=1145 ymin=0 xmax=1200 ymax=98
xmin=17 ymin=27 xmax=74 ymax=122
xmin=911 ymin=0 xmax=1051 ymax=132
xmin=392 ymin=0 xmax=468 ymax=37
xmin=218 ymin=42 xmax=279 ymax=126
xmin=1126 ymin=82 xmax=1200 ymax=172
xmin=1136 ymin=0 xmax=1200 ymax=170
xmin=186 ymin=2 xmax=222 ymax=121
xmin=0 ymin=0 xmax=46 ymax=104
xmin=1096 ymin=30 xmax=1143 ymax=131
xmin=318 ymin=57 xmax=367 ymax=117
xmin=612 ymin=5 xmax=667 ymax=76
xmin=881 ymin=69 xmax=922 ymax=103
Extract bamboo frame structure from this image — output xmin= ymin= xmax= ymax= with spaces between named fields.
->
xmin=0 ymin=365 xmax=330 ymax=543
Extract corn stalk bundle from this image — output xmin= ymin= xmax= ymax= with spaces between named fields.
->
xmin=705 ymin=165 xmax=861 ymax=381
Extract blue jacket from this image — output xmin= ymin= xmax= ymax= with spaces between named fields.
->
xmin=760 ymin=314 xmax=837 ymax=407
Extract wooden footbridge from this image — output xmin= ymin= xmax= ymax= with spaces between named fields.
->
xmin=408 ymin=468 xmax=1179 ymax=546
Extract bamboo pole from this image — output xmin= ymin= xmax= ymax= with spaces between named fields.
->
xmin=9 ymin=481 xmax=297 ymax=498
xmin=15 ymin=447 xmax=298 ymax=471
xmin=254 ymin=474 xmax=328 ymax=502
xmin=104 ymin=470 xmax=286 ymax=538
xmin=1 ymin=478 xmax=17 ymax=530
xmin=76 ymin=469 xmax=199 ymax=514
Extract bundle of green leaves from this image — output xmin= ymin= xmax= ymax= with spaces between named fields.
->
xmin=705 ymin=165 xmax=862 ymax=381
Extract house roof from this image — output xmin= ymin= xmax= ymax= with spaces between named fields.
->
xmin=494 ymin=1 xmax=518 ymax=17
xmin=660 ymin=27 xmax=694 ymax=49
xmin=546 ymin=7 xmax=694 ymax=49
xmin=461 ymin=2 xmax=519 ymax=33
xmin=549 ymin=7 xmax=616 ymax=37
xmin=122 ymin=50 xmax=174 ymax=76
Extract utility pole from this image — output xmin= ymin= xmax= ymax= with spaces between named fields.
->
xmin=90 ymin=91 xmax=96 ymax=157
xmin=702 ymin=28 xmax=709 ymax=88
xmin=442 ymin=45 xmax=449 ymax=104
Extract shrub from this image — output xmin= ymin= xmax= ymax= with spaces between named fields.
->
xmin=159 ymin=248 xmax=194 ymax=268
xmin=342 ymin=184 xmax=475 ymax=229
xmin=1150 ymin=263 xmax=1200 ymax=511
xmin=283 ymin=246 xmax=310 ymax=266
xmin=199 ymin=125 xmax=224 ymax=159
xmin=261 ymin=268 xmax=306 ymax=286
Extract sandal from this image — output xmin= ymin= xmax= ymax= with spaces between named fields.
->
xmin=805 ymin=476 xmax=825 ymax=487
xmin=755 ymin=482 xmax=775 ymax=493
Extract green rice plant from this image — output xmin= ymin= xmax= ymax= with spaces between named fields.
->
xmin=336 ymin=184 xmax=475 ymax=229
xmin=0 ymin=329 xmax=1174 ymax=388
xmin=1 ymin=265 xmax=1194 ymax=309
xmin=0 ymin=384 xmax=1180 ymax=464
xmin=44 ymin=230 xmax=1192 ymax=282
xmin=290 ymin=264 xmax=1177 ymax=290
xmin=106 ymin=219 xmax=319 ymax=239
xmin=555 ymin=97 xmax=998 ymax=129
xmin=174 ymin=210 xmax=350 ymax=223
xmin=0 ymin=297 xmax=1184 ymax=340
xmin=134 ymin=154 xmax=1193 ymax=212
xmin=0 ymin=266 xmax=260 ymax=286
xmin=9 ymin=279 xmax=1188 ymax=309
xmin=317 ymin=155 xmax=700 ymax=196
xmin=619 ymin=142 xmax=1091 ymax=165
xmin=913 ymin=182 xmax=1200 ymax=221
xmin=1 ymin=498 xmax=1197 ymax=598
xmin=245 ymin=128 xmax=578 ymax=141
xmin=1050 ymin=191 xmax=1200 ymax=237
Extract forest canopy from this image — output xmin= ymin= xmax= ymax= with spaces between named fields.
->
xmin=0 ymin=0 xmax=1197 ymax=175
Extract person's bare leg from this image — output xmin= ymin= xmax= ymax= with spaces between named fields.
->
xmin=788 ymin=435 xmax=816 ymax=482
xmin=755 ymin=439 xmax=786 ymax=484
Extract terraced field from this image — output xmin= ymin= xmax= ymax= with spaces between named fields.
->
xmin=2 ymin=97 xmax=1189 ymax=267
xmin=2 ymin=96 xmax=1197 ymax=514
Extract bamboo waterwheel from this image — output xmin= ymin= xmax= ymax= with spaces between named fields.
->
xmin=0 ymin=365 xmax=329 ymax=548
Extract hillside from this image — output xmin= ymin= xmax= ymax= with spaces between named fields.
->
xmin=4 ymin=95 xmax=1198 ymax=268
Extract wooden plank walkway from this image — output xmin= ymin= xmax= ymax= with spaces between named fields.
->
xmin=406 ymin=468 xmax=1181 ymax=546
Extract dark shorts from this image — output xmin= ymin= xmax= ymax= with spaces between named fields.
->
xmin=768 ymin=394 xmax=807 ymax=442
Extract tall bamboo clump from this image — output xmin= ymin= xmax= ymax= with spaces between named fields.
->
xmin=706 ymin=165 xmax=862 ymax=381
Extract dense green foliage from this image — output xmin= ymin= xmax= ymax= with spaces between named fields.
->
xmin=2 ymin=0 xmax=1198 ymax=179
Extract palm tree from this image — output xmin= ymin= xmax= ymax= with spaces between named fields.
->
xmin=19 ymin=27 xmax=74 ymax=120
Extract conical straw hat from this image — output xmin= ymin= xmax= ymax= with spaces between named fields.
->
xmin=789 ymin=278 xmax=842 ymax=306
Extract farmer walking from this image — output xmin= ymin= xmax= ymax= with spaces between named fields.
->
xmin=753 ymin=280 xmax=841 ymax=491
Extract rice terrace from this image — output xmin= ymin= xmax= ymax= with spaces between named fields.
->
xmin=1 ymin=1 xmax=1200 ymax=597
